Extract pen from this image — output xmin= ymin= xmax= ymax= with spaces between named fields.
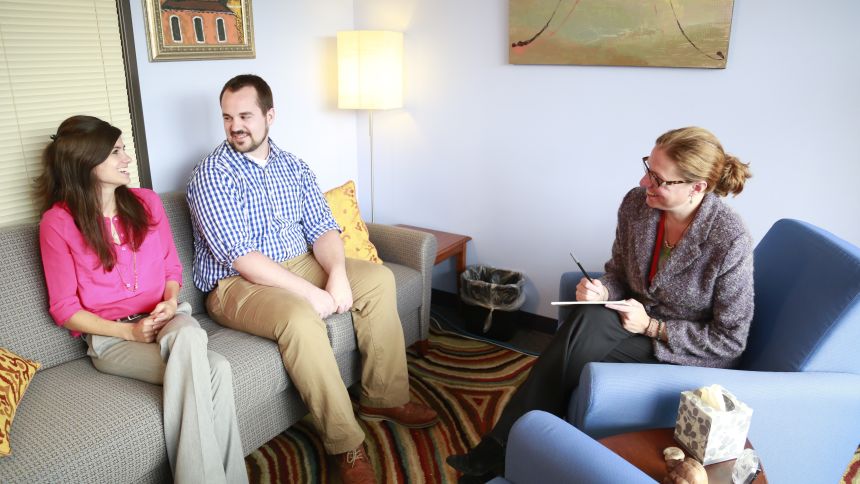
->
xmin=569 ymin=252 xmax=594 ymax=283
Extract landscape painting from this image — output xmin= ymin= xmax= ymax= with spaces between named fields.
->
xmin=509 ymin=0 xmax=734 ymax=68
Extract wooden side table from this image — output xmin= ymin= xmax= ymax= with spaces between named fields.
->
xmin=395 ymin=225 xmax=472 ymax=289
xmin=599 ymin=428 xmax=767 ymax=483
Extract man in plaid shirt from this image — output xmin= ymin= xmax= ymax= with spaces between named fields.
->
xmin=187 ymin=74 xmax=438 ymax=484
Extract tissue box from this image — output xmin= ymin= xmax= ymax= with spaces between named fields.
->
xmin=673 ymin=386 xmax=753 ymax=465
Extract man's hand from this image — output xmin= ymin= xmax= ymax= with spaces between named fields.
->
xmin=305 ymin=286 xmax=338 ymax=319
xmin=326 ymin=269 xmax=353 ymax=314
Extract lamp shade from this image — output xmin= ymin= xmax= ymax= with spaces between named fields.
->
xmin=337 ymin=30 xmax=403 ymax=110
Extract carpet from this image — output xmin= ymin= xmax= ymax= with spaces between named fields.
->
xmin=244 ymin=322 xmax=536 ymax=483
xmin=243 ymin=320 xmax=860 ymax=483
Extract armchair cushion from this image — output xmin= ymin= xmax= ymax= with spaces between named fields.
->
xmin=503 ymin=410 xmax=655 ymax=484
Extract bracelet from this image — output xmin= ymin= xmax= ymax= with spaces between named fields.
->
xmin=657 ymin=319 xmax=665 ymax=340
xmin=646 ymin=318 xmax=656 ymax=337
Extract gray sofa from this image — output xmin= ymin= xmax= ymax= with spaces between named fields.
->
xmin=0 ymin=192 xmax=436 ymax=483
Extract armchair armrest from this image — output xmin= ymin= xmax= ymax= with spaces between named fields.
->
xmin=571 ymin=362 xmax=860 ymax=484
xmin=367 ymin=224 xmax=437 ymax=339
xmin=503 ymin=410 xmax=655 ymax=484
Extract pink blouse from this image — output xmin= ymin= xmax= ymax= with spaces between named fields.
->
xmin=39 ymin=188 xmax=183 ymax=337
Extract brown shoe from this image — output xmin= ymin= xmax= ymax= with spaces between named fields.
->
xmin=358 ymin=401 xmax=439 ymax=428
xmin=333 ymin=445 xmax=376 ymax=484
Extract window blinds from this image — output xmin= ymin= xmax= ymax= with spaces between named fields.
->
xmin=0 ymin=0 xmax=139 ymax=227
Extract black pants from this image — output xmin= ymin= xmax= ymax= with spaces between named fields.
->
xmin=488 ymin=304 xmax=658 ymax=443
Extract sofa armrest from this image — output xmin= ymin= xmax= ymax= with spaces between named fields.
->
xmin=504 ymin=411 xmax=655 ymax=484
xmin=367 ymin=224 xmax=437 ymax=340
xmin=571 ymin=362 xmax=860 ymax=484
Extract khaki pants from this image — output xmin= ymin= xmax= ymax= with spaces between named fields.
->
xmin=206 ymin=253 xmax=410 ymax=454
xmin=86 ymin=302 xmax=247 ymax=484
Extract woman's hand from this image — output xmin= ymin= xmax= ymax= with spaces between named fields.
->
xmin=150 ymin=299 xmax=178 ymax=323
xmin=575 ymin=277 xmax=609 ymax=302
xmin=128 ymin=316 xmax=167 ymax=343
xmin=606 ymin=298 xmax=650 ymax=334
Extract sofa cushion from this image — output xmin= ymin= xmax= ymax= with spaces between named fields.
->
xmin=0 ymin=224 xmax=87 ymax=370
xmin=0 ymin=358 xmax=170 ymax=483
xmin=160 ymin=192 xmax=208 ymax=315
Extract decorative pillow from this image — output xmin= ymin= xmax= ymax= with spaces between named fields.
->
xmin=323 ymin=180 xmax=382 ymax=264
xmin=0 ymin=347 xmax=40 ymax=456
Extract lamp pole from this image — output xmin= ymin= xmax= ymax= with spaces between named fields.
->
xmin=368 ymin=109 xmax=375 ymax=224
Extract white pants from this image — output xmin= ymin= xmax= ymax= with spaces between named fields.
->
xmin=86 ymin=302 xmax=247 ymax=484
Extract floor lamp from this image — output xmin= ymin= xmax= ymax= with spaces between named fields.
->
xmin=337 ymin=30 xmax=403 ymax=223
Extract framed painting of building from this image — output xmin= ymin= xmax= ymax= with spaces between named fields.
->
xmin=143 ymin=0 xmax=255 ymax=61
xmin=509 ymin=0 xmax=734 ymax=68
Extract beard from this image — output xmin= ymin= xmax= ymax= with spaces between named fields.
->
xmin=228 ymin=126 xmax=268 ymax=154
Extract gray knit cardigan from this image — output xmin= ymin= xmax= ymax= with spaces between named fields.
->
xmin=601 ymin=187 xmax=755 ymax=368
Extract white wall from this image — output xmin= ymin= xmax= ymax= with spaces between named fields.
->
xmin=354 ymin=0 xmax=860 ymax=318
xmin=128 ymin=1 xmax=358 ymax=193
xmin=131 ymin=1 xmax=860 ymax=320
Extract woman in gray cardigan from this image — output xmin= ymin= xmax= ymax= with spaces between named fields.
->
xmin=448 ymin=127 xmax=754 ymax=480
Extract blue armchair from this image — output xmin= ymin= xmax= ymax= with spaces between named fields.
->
xmin=488 ymin=411 xmax=656 ymax=484
xmin=511 ymin=219 xmax=860 ymax=484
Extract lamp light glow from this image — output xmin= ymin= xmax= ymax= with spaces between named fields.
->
xmin=337 ymin=30 xmax=403 ymax=110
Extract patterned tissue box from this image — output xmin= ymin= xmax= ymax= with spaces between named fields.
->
xmin=673 ymin=386 xmax=753 ymax=465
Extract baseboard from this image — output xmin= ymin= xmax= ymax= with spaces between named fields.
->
xmin=430 ymin=289 xmax=558 ymax=334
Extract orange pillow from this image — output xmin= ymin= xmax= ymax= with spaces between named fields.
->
xmin=323 ymin=180 xmax=382 ymax=264
xmin=0 ymin=347 xmax=40 ymax=456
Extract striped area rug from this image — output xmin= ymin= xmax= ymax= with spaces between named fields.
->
xmin=243 ymin=322 xmax=860 ymax=483
xmin=244 ymin=323 xmax=536 ymax=483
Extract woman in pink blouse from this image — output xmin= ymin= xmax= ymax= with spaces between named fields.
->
xmin=37 ymin=115 xmax=247 ymax=484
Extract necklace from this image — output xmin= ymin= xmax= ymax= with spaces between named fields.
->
xmin=664 ymin=214 xmax=696 ymax=250
xmin=115 ymin=248 xmax=139 ymax=292
xmin=108 ymin=218 xmax=138 ymax=292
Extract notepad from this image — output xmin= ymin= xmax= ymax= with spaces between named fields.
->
xmin=550 ymin=301 xmax=629 ymax=306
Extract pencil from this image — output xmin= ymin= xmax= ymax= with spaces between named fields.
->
xmin=569 ymin=252 xmax=594 ymax=283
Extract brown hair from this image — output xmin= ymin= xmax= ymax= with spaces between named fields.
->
xmin=35 ymin=115 xmax=150 ymax=270
xmin=220 ymin=74 xmax=274 ymax=113
xmin=656 ymin=127 xmax=752 ymax=197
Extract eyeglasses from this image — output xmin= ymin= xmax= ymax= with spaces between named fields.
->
xmin=642 ymin=156 xmax=688 ymax=188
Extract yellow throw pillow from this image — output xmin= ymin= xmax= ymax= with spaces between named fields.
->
xmin=0 ymin=347 xmax=40 ymax=456
xmin=323 ymin=180 xmax=382 ymax=264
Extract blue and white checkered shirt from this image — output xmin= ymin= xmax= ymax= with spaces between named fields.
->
xmin=186 ymin=139 xmax=340 ymax=292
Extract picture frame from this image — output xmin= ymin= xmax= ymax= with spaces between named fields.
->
xmin=143 ymin=0 xmax=255 ymax=61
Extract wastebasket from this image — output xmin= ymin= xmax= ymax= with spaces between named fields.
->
xmin=459 ymin=265 xmax=526 ymax=339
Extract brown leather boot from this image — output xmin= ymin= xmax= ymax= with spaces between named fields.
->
xmin=358 ymin=401 xmax=439 ymax=428
xmin=333 ymin=444 xmax=376 ymax=484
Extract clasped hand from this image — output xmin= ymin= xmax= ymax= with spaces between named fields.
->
xmin=576 ymin=277 xmax=650 ymax=334
xmin=306 ymin=271 xmax=354 ymax=319
xmin=128 ymin=299 xmax=176 ymax=343
xmin=129 ymin=316 xmax=168 ymax=343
